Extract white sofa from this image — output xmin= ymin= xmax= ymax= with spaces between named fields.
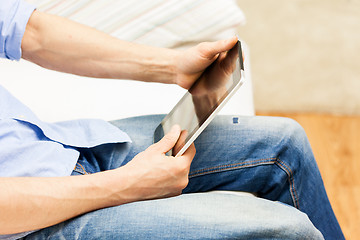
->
xmin=0 ymin=0 xmax=254 ymax=123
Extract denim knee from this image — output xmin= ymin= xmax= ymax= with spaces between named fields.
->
xmin=265 ymin=117 xmax=315 ymax=166
xmin=267 ymin=117 xmax=308 ymax=145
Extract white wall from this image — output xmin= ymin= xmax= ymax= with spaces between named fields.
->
xmin=237 ymin=0 xmax=360 ymax=115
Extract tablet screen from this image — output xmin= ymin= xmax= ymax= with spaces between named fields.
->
xmin=154 ymin=40 xmax=244 ymax=156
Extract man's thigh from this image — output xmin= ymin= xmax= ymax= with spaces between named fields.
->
xmin=110 ymin=115 xmax=299 ymax=196
xmin=24 ymin=192 xmax=323 ymax=240
xmin=109 ymin=114 xmax=295 ymax=166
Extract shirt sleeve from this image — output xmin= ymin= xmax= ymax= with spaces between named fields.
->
xmin=0 ymin=0 xmax=36 ymax=60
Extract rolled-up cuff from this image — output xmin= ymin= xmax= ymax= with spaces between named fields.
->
xmin=0 ymin=0 xmax=36 ymax=60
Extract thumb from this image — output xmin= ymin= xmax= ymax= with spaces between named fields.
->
xmin=198 ymin=36 xmax=238 ymax=61
xmin=152 ymin=125 xmax=181 ymax=153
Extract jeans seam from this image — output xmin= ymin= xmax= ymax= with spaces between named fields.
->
xmin=73 ymin=162 xmax=89 ymax=175
xmin=274 ymin=158 xmax=300 ymax=209
xmin=188 ymin=157 xmax=299 ymax=209
xmin=189 ymin=158 xmax=278 ymax=177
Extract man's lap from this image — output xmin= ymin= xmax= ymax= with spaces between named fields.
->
xmin=24 ymin=115 xmax=324 ymax=239
xmin=76 ymin=115 xmax=309 ymax=202
xmin=109 ymin=115 xmax=304 ymax=199
xmin=107 ymin=114 xmax=304 ymax=169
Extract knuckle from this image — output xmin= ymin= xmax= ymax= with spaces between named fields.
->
xmin=176 ymin=178 xmax=189 ymax=190
xmin=197 ymin=42 xmax=214 ymax=58
xmin=181 ymin=178 xmax=189 ymax=189
xmin=197 ymin=42 xmax=209 ymax=50
xmin=182 ymin=164 xmax=191 ymax=174
xmin=175 ymin=161 xmax=190 ymax=174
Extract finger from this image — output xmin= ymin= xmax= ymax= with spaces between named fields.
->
xmin=151 ymin=125 xmax=181 ymax=153
xmin=198 ymin=36 xmax=238 ymax=60
xmin=216 ymin=36 xmax=239 ymax=53
xmin=219 ymin=43 xmax=239 ymax=76
xmin=179 ymin=143 xmax=196 ymax=166
xmin=172 ymin=129 xmax=188 ymax=156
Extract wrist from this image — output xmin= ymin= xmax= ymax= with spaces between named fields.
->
xmin=87 ymin=169 xmax=129 ymax=208
xmin=148 ymin=47 xmax=179 ymax=85
xmin=91 ymin=167 xmax=148 ymax=207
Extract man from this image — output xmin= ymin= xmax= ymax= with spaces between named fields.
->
xmin=0 ymin=0 xmax=344 ymax=239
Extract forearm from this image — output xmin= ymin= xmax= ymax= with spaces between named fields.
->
xmin=21 ymin=10 xmax=178 ymax=84
xmin=0 ymin=170 xmax=131 ymax=235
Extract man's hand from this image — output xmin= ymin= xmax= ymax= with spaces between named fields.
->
xmin=175 ymin=36 xmax=238 ymax=90
xmin=115 ymin=125 xmax=196 ymax=202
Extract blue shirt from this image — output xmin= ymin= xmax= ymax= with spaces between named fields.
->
xmin=0 ymin=0 xmax=131 ymax=178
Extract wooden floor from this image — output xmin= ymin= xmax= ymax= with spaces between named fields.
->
xmin=258 ymin=112 xmax=360 ymax=240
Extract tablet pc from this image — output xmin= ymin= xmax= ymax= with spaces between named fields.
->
xmin=153 ymin=40 xmax=245 ymax=157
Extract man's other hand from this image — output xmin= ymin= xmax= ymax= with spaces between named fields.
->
xmin=175 ymin=36 xmax=238 ymax=90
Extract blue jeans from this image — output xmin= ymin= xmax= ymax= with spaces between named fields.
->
xmin=24 ymin=115 xmax=343 ymax=239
